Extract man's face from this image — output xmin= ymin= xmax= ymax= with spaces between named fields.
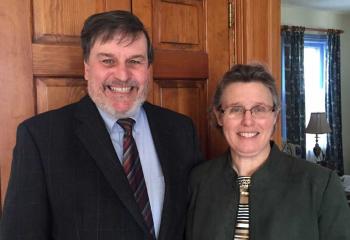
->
xmin=84 ymin=33 xmax=150 ymax=118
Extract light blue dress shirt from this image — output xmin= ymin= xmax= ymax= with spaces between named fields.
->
xmin=97 ymin=106 xmax=165 ymax=237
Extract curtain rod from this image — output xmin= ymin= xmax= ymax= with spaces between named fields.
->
xmin=281 ymin=25 xmax=344 ymax=34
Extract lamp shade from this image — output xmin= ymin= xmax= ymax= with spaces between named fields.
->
xmin=305 ymin=112 xmax=332 ymax=134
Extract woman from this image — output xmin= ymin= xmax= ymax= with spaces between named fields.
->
xmin=186 ymin=64 xmax=350 ymax=240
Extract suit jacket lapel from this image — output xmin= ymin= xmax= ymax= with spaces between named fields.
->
xmin=143 ymin=102 xmax=183 ymax=239
xmin=143 ymin=103 xmax=171 ymax=177
xmin=74 ymin=96 xmax=148 ymax=234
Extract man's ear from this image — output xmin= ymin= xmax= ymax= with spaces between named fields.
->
xmin=84 ymin=60 xmax=89 ymax=81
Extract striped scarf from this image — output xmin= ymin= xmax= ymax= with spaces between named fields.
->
xmin=234 ymin=176 xmax=251 ymax=240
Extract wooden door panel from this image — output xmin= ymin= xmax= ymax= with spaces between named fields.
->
xmin=36 ymin=78 xmax=87 ymax=114
xmin=106 ymin=0 xmax=132 ymax=10
xmin=153 ymin=0 xmax=205 ymax=51
xmin=153 ymin=79 xmax=207 ymax=154
xmin=33 ymin=44 xmax=83 ymax=77
xmin=153 ymin=49 xmax=208 ymax=79
xmin=33 ymin=0 xmax=131 ymax=43
xmin=33 ymin=0 xmax=103 ymax=43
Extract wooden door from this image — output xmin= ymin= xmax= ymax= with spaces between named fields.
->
xmin=0 ymin=0 xmax=218 ymax=209
xmin=0 ymin=0 xmax=280 ymax=209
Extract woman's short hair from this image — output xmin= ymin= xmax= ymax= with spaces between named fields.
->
xmin=212 ymin=63 xmax=280 ymax=110
xmin=211 ymin=63 xmax=280 ymax=126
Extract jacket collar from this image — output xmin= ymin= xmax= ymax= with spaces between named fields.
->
xmin=223 ymin=141 xmax=286 ymax=186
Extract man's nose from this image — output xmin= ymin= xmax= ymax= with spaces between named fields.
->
xmin=113 ymin=63 xmax=131 ymax=81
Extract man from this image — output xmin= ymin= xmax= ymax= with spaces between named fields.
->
xmin=0 ymin=10 xmax=202 ymax=240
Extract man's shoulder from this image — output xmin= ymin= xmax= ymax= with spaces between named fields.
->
xmin=19 ymin=98 xmax=82 ymax=130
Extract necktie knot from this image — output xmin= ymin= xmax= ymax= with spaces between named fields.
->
xmin=117 ymin=118 xmax=135 ymax=135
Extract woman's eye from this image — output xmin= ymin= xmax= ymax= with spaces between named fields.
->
xmin=230 ymin=107 xmax=243 ymax=113
xmin=253 ymin=106 xmax=267 ymax=113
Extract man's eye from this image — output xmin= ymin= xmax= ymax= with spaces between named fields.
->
xmin=129 ymin=59 xmax=142 ymax=64
xmin=102 ymin=59 xmax=114 ymax=65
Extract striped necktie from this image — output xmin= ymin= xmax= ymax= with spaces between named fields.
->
xmin=117 ymin=118 xmax=155 ymax=239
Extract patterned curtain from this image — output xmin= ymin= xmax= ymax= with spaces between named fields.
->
xmin=281 ymin=26 xmax=306 ymax=158
xmin=325 ymin=31 xmax=343 ymax=175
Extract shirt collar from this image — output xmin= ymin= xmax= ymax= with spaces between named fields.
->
xmin=97 ymin=105 xmax=143 ymax=134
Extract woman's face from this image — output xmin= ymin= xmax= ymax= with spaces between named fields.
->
xmin=215 ymin=82 xmax=278 ymax=159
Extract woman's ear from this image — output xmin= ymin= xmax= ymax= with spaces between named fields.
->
xmin=273 ymin=108 xmax=281 ymax=125
xmin=271 ymin=109 xmax=280 ymax=136
xmin=214 ymin=108 xmax=223 ymax=127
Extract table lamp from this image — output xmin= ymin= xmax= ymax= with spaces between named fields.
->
xmin=305 ymin=112 xmax=331 ymax=160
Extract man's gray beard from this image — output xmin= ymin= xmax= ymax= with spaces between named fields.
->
xmin=88 ymin=87 xmax=146 ymax=119
xmin=96 ymin=98 xmax=144 ymax=119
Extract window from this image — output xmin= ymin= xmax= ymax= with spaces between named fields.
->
xmin=281 ymin=33 xmax=329 ymax=161
xmin=304 ymin=34 xmax=328 ymax=161
xmin=281 ymin=27 xmax=343 ymax=172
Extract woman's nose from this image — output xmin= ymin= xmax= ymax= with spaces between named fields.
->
xmin=241 ymin=110 xmax=254 ymax=125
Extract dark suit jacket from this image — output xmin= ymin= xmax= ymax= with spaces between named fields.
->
xmin=186 ymin=142 xmax=350 ymax=240
xmin=0 ymin=95 xmax=202 ymax=240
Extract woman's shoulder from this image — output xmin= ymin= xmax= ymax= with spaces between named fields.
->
xmin=270 ymin=143 xmax=331 ymax=177
xmin=190 ymin=153 xmax=230 ymax=183
xmin=275 ymin=149 xmax=338 ymax=189
xmin=285 ymin=154 xmax=332 ymax=178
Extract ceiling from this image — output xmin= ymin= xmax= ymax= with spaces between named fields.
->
xmin=282 ymin=0 xmax=350 ymax=12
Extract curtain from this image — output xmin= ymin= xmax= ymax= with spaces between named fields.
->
xmin=325 ymin=31 xmax=343 ymax=175
xmin=281 ymin=26 xmax=306 ymax=158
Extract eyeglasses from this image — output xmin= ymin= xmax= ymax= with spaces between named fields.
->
xmin=219 ymin=104 xmax=276 ymax=119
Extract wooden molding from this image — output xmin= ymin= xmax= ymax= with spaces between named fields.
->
xmin=153 ymin=49 xmax=208 ymax=79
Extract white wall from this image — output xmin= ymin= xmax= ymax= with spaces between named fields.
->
xmin=282 ymin=4 xmax=350 ymax=174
